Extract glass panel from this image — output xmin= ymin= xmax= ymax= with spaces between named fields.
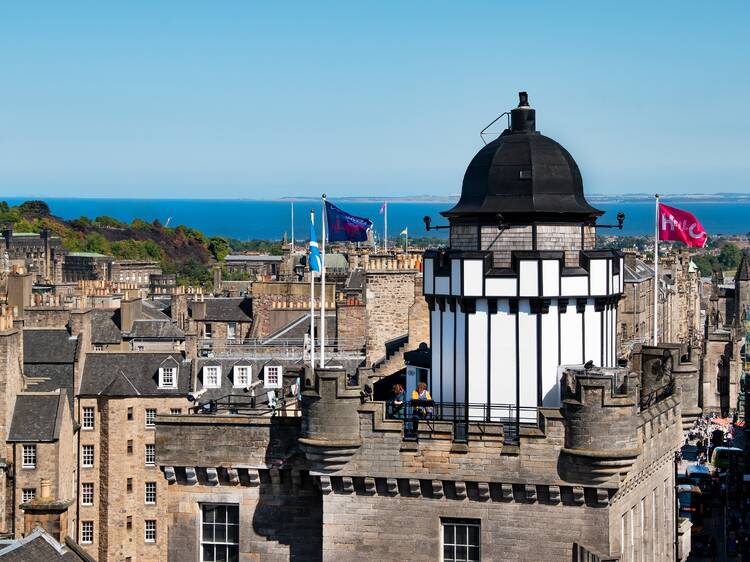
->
xmin=204 ymin=504 xmax=216 ymax=523
xmin=227 ymin=524 xmax=239 ymax=543
xmin=202 ymin=545 xmax=215 ymax=562
xmin=215 ymin=505 xmax=226 ymax=523
xmin=444 ymin=545 xmax=454 ymax=561
xmin=215 ymin=545 xmax=227 ymax=562
xmin=227 ymin=546 xmax=239 ymax=562
xmin=468 ymin=546 xmax=480 ymax=561
xmin=456 ymin=545 xmax=467 ymax=561
xmin=227 ymin=505 xmax=239 ymax=524
xmin=214 ymin=524 xmax=226 ymax=543
xmin=468 ymin=525 xmax=479 ymax=545
xmin=444 ymin=524 xmax=455 ymax=544
xmin=456 ymin=525 xmax=467 ymax=545
xmin=202 ymin=523 xmax=213 ymax=542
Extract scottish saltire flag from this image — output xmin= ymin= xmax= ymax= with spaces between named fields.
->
xmin=325 ymin=201 xmax=373 ymax=242
xmin=309 ymin=215 xmax=322 ymax=272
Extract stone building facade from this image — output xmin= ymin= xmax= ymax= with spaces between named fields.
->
xmin=62 ymin=252 xmax=113 ymax=282
xmin=110 ymin=260 xmax=162 ymax=287
xmin=2 ymin=228 xmax=65 ymax=283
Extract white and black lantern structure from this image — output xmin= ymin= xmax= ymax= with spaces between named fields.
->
xmin=421 ymin=93 xmax=623 ymax=418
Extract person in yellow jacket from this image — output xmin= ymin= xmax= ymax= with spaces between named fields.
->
xmin=411 ymin=382 xmax=433 ymax=419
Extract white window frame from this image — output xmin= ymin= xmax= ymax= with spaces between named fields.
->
xmin=82 ymin=444 xmax=95 ymax=468
xmin=227 ymin=322 xmax=237 ymax=340
xmin=82 ymin=406 xmax=95 ymax=430
xmin=22 ymin=444 xmax=36 ymax=468
xmin=441 ymin=518 xmax=481 ymax=562
xmin=145 ymin=408 xmax=157 ymax=428
xmin=82 ymin=482 xmax=94 ymax=506
xmin=81 ymin=521 xmax=94 ymax=544
xmin=145 ymin=519 xmax=156 ymax=543
xmin=233 ymin=365 xmax=251 ymax=388
xmin=264 ymin=365 xmax=282 ymax=389
xmin=145 ymin=444 xmax=156 ymax=466
xmin=201 ymin=503 xmax=240 ymax=561
xmin=203 ymin=366 xmax=222 ymax=389
xmin=145 ymin=482 xmax=157 ymax=505
xmin=22 ymin=488 xmax=36 ymax=503
xmin=159 ymin=366 xmax=177 ymax=389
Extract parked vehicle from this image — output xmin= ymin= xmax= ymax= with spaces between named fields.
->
xmin=677 ymin=484 xmax=704 ymax=535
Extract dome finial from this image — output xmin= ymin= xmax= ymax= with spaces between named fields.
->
xmin=518 ymin=91 xmax=530 ymax=107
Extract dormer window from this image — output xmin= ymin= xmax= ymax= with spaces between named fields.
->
xmin=264 ymin=366 xmax=282 ymax=389
xmin=203 ymin=366 xmax=222 ymax=388
xmin=159 ymin=366 xmax=177 ymax=389
xmin=233 ymin=365 xmax=251 ymax=388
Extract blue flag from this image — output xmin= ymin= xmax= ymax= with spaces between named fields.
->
xmin=309 ymin=215 xmax=322 ymax=272
xmin=325 ymin=201 xmax=372 ymax=242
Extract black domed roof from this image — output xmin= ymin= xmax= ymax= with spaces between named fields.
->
xmin=443 ymin=93 xmax=602 ymax=224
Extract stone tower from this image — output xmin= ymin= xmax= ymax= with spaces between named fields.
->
xmin=422 ymin=93 xmax=623 ymax=414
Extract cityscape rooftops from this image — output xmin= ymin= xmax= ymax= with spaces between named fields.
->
xmin=8 ymin=390 xmax=68 ymax=443
xmin=79 ymin=352 xmax=190 ymax=397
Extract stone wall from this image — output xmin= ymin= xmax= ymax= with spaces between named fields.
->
xmin=0 ymin=328 xmax=23 ymax=534
xmin=13 ymin=441 xmax=62 ymax=536
xmin=336 ymin=302 xmax=366 ymax=351
xmin=364 ymin=271 xmax=416 ymax=363
xmin=22 ymin=307 xmax=71 ymax=329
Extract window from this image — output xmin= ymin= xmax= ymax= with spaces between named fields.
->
xmin=82 ymin=445 xmax=94 ymax=467
xmin=442 ymin=519 xmax=480 ymax=562
xmin=22 ymin=488 xmax=35 ymax=503
xmin=145 ymin=408 xmax=157 ymax=427
xmin=145 ymin=482 xmax=157 ymax=504
xmin=82 ymin=483 xmax=94 ymax=506
xmin=127 ymin=407 xmax=133 ymax=421
xmin=233 ymin=366 xmax=251 ymax=388
xmin=127 ymin=478 xmax=133 ymax=493
xmin=127 ymin=440 xmax=133 ymax=455
xmin=81 ymin=521 xmax=93 ymax=544
xmin=205 ymin=323 xmax=212 ymax=338
xmin=264 ymin=366 xmax=282 ymax=389
xmin=201 ymin=504 xmax=239 ymax=562
xmin=203 ymin=366 xmax=221 ymax=388
xmin=145 ymin=520 xmax=156 ymax=543
xmin=82 ymin=407 xmax=95 ymax=430
xmin=159 ymin=367 xmax=177 ymax=389
xmin=93 ymin=344 xmax=104 ymax=351
xmin=22 ymin=444 xmax=36 ymax=468
xmin=145 ymin=444 xmax=156 ymax=465
xmin=170 ymin=408 xmax=182 ymax=415
xmin=127 ymin=516 xmax=132 ymax=530
xmin=227 ymin=322 xmax=236 ymax=340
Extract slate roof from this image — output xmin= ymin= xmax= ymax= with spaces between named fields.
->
xmin=623 ymin=259 xmax=654 ymax=283
xmin=142 ymin=299 xmax=171 ymax=321
xmin=263 ymin=312 xmax=337 ymax=343
xmin=90 ymin=309 xmax=122 ymax=344
xmin=129 ymin=320 xmax=185 ymax=339
xmin=224 ymin=255 xmax=283 ymax=262
xmin=8 ymin=391 xmax=66 ymax=443
xmin=23 ymin=364 xmax=75 ymax=412
xmin=194 ymin=357 xmax=304 ymax=403
xmin=345 ymin=269 xmax=365 ymax=290
xmin=23 ymin=329 xmax=78 ymax=364
xmin=79 ymin=353 xmax=190 ymax=397
xmin=189 ymin=297 xmax=252 ymax=322
xmin=0 ymin=527 xmax=94 ymax=561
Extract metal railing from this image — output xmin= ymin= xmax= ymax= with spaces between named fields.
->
xmin=190 ymin=393 xmax=298 ymax=417
xmin=639 ymin=380 xmax=675 ymax=410
xmin=385 ymin=400 xmax=538 ymax=444
xmin=197 ymin=337 xmax=367 ymax=358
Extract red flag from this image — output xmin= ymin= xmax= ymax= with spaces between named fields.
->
xmin=379 ymin=201 xmax=386 ymax=215
xmin=658 ymin=203 xmax=707 ymax=248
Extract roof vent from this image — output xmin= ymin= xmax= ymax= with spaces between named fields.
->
xmin=510 ymin=91 xmax=536 ymax=133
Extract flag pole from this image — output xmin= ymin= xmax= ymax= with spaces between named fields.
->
xmin=653 ymin=193 xmax=659 ymax=345
xmin=309 ymin=210 xmax=315 ymax=368
xmin=384 ymin=202 xmax=388 ymax=253
xmin=320 ymin=194 xmax=327 ymax=368
xmin=291 ymin=201 xmax=295 ymax=253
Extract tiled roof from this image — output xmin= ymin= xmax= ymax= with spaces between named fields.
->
xmin=23 ymin=364 xmax=75 ymax=412
xmin=8 ymin=391 xmax=66 ymax=442
xmin=129 ymin=320 xmax=185 ymax=339
xmin=0 ymin=527 xmax=94 ymax=561
xmin=79 ymin=352 xmax=190 ymax=397
xmin=189 ymin=297 xmax=252 ymax=322
xmin=23 ymin=329 xmax=78 ymax=364
xmin=90 ymin=309 xmax=122 ymax=344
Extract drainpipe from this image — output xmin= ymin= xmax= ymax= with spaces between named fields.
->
xmin=674 ymin=450 xmax=681 ymax=561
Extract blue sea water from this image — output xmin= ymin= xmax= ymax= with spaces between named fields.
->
xmin=5 ymin=197 xmax=750 ymax=240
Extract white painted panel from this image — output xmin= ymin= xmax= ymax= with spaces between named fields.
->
xmin=485 ymin=277 xmax=517 ymax=297
xmin=430 ymin=308 xmax=441 ymax=403
xmin=612 ymin=307 xmax=618 ymax=361
xmin=560 ymin=302 xmax=583 ymax=365
xmin=519 ymin=261 xmax=539 ymax=297
xmin=542 ymin=260 xmax=560 ymax=297
xmin=435 ymin=276 xmax=449 ymax=295
xmin=561 ymin=276 xmax=588 ymax=296
xmin=590 ymin=259 xmax=607 ymax=296
xmin=518 ymin=299 xmax=537 ymax=416
xmin=424 ymin=258 xmax=434 ymax=294
xmin=463 ymin=260 xmax=484 ymax=297
xmin=455 ymin=305 xmax=466 ymax=404
xmin=612 ymin=274 xmax=620 ymax=296
xmin=584 ymin=300 xmax=601 ymax=367
xmin=603 ymin=306 xmax=610 ymax=368
xmin=441 ymin=307 xmax=455 ymax=404
xmin=620 ymin=259 xmax=624 ymax=292
xmin=451 ymin=259 xmax=462 ymax=296
xmin=468 ymin=300 xmax=488 ymax=418
xmin=541 ymin=303 xmax=560 ymax=406
xmin=490 ymin=300 xmax=516 ymax=410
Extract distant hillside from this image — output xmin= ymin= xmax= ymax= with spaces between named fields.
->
xmin=0 ymin=199 xmax=282 ymax=286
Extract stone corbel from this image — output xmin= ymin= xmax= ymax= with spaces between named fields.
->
xmin=524 ymin=484 xmax=537 ymax=502
xmin=363 ymin=477 xmax=376 ymax=495
xmin=407 ymin=479 xmax=420 ymax=497
xmin=185 ymin=467 xmax=197 ymax=485
xmin=205 ymin=467 xmax=219 ymax=485
xmin=247 ymin=469 xmax=260 ymax=486
xmin=431 ymin=480 xmax=444 ymax=499
xmin=163 ymin=466 xmax=176 ymax=483
xmin=385 ymin=478 xmax=398 ymax=496
xmin=341 ymin=477 xmax=354 ymax=493
xmin=454 ymin=481 xmax=467 ymax=500
xmin=226 ymin=468 xmax=240 ymax=485
xmin=318 ymin=476 xmax=332 ymax=494
xmin=501 ymin=483 xmax=513 ymax=501
xmin=572 ymin=486 xmax=585 ymax=505
xmin=548 ymin=485 xmax=561 ymax=504
xmin=476 ymin=483 xmax=490 ymax=501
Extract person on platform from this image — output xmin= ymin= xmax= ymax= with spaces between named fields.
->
xmin=390 ymin=384 xmax=405 ymax=419
xmin=411 ymin=382 xmax=433 ymax=419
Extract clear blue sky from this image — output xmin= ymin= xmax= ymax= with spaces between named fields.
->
xmin=1 ymin=1 xmax=748 ymax=198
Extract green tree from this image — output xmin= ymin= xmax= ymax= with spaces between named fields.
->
xmin=718 ymin=243 xmax=742 ymax=269
xmin=208 ymin=237 xmax=231 ymax=261
xmin=81 ymin=232 xmax=111 ymax=255
xmin=18 ymin=200 xmax=51 ymax=217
